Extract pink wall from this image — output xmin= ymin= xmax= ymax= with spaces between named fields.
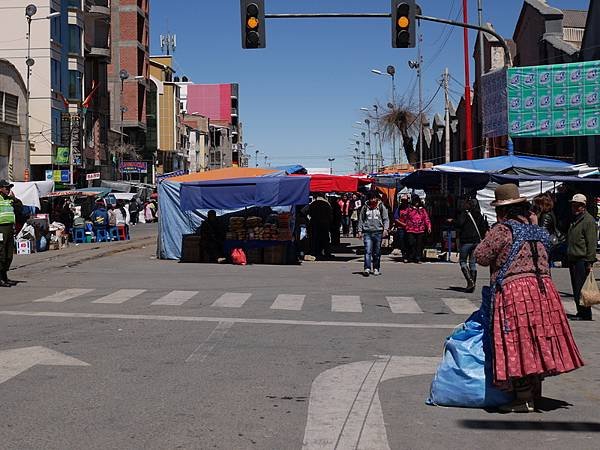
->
xmin=186 ymin=84 xmax=231 ymax=123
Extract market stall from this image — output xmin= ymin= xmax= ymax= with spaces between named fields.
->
xmin=303 ymin=174 xmax=372 ymax=193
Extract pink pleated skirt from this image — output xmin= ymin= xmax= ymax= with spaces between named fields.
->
xmin=492 ymin=275 xmax=584 ymax=385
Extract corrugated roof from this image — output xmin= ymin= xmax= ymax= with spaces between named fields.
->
xmin=562 ymin=9 xmax=588 ymax=28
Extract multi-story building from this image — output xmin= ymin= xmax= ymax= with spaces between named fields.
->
xmin=108 ymin=0 xmax=150 ymax=162
xmin=183 ymin=113 xmax=209 ymax=172
xmin=0 ymin=60 xmax=27 ymax=181
xmin=184 ymin=83 xmax=241 ymax=168
xmin=148 ymin=55 xmax=186 ymax=174
xmin=0 ymin=1 xmax=111 ymax=182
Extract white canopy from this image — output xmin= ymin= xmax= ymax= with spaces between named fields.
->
xmin=11 ymin=181 xmax=54 ymax=208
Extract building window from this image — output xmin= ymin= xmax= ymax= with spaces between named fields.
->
xmin=1 ymin=92 xmax=20 ymax=125
xmin=51 ymin=58 xmax=61 ymax=91
xmin=68 ymin=70 xmax=82 ymax=100
xmin=68 ymin=25 xmax=82 ymax=55
xmin=51 ymin=109 xmax=62 ymax=144
xmin=68 ymin=0 xmax=81 ymax=7
xmin=50 ymin=9 xmax=61 ymax=42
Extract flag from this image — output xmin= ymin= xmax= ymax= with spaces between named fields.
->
xmin=81 ymin=80 xmax=100 ymax=112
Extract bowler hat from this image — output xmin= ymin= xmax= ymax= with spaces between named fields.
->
xmin=570 ymin=193 xmax=587 ymax=205
xmin=0 ymin=180 xmax=14 ymax=189
xmin=491 ymin=183 xmax=528 ymax=207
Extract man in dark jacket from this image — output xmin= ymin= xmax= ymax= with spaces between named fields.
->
xmin=451 ymin=199 xmax=489 ymax=292
xmin=567 ymin=194 xmax=597 ymax=321
xmin=307 ymin=195 xmax=333 ymax=259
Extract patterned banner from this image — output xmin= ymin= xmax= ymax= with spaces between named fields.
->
xmin=507 ymin=60 xmax=600 ymax=137
xmin=482 ymin=68 xmax=508 ymax=138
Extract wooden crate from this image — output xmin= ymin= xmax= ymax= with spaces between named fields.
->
xmin=263 ymin=244 xmax=286 ymax=265
xmin=181 ymin=235 xmax=202 ymax=263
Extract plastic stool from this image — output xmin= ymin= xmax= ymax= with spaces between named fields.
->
xmin=109 ymin=227 xmax=120 ymax=241
xmin=95 ymin=228 xmax=110 ymax=243
xmin=117 ymin=225 xmax=129 ymax=241
xmin=72 ymin=228 xmax=86 ymax=244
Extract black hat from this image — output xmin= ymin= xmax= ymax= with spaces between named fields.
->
xmin=0 ymin=180 xmax=14 ymax=189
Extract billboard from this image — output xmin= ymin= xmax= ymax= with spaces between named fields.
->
xmin=507 ymin=60 xmax=600 ymax=138
xmin=119 ymin=161 xmax=148 ymax=174
xmin=482 ymin=68 xmax=508 ymax=138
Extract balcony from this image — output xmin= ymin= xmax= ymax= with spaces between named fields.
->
xmin=230 ymin=83 xmax=238 ymax=99
xmin=89 ymin=46 xmax=111 ymax=58
xmin=231 ymin=108 xmax=238 ymax=117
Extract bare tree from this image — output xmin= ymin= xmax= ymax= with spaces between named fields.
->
xmin=374 ymin=102 xmax=423 ymax=165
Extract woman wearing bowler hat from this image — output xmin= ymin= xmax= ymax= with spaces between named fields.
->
xmin=474 ymin=184 xmax=584 ymax=413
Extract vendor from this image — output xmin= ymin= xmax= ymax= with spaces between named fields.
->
xmin=199 ymin=210 xmax=225 ymax=263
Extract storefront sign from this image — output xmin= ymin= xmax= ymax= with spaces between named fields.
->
xmin=70 ymin=113 xmax=81 ymax=166
xmin=61 ymin=113 xmax=71 ymax=147
xmin=86 ymin=172 xmax=101 ymax=181
xmin=156 ymin=169 xmax=187 ymax=183
xmin=508 ymin=60 xmax=600 ymax=137
xmin=55 ymin=147 xmax=70 ymax=164
xmin=45 ymin=170 xmax=70 ymax=183
xmin=119 ymin=161 xmax=148 ymax=174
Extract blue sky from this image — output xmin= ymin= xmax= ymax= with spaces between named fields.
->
xmin=150 ymin=0 xmax=590 ymax=173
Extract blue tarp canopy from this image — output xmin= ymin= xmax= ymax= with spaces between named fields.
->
xmin=274 ymin=164 xmax=307 ymax=175
xmin=180 ymin=176 xmax=310 ymax=211
xmin=401 ymin=170 xmax=491 ymax=190
xmin=434 ymin=155 xmax=573 ymax=174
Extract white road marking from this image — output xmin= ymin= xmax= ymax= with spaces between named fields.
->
xmin=302 ymin=356 xmax=439 ymax=450
xmin=441 ymin=297 xmax=477 ymax=315
xmin=271 ymin=294 xmax=305 ymax=311
xmin=332 ymin=295 xmax=362 ymax=313
xmin=185 ymin=321 xmax=234 ymax=363
xmin=33 ymin=289 xmax=95 ymax=303
xmin=151 ymin=290 xmax=198 ymax=306
xmin=0 ymin=346 xmax=89 ymax=385
xmin=386 ymin=297 xmax=423 ymax=314
xmin=0 ymin=311 xmax=457 ymax=329
xmin=211 ymin=292 xmax=252 ymax=308
xmin=92 ymin=289 xmax=146 ymax=304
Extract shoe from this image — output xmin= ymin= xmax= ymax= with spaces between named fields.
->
xmin=568 ymin=314 xmax=593 ymax=321
xmin=498 ymin=400 xmax=535 ymax=413
xmin=363 ymin=269 xmax=371 ymax=277
xmin=373 ymin=269 xmax=381 ymax=276
xmin=0 ymin=280 xmax=11 ymax=288
xmin=461 ymin=267 xmax=475 ymax=293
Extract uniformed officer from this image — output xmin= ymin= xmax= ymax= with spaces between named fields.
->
xmin=0 ymin=180 xmax=19 ymax=287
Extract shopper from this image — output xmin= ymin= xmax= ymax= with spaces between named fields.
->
xmin=399 ymin=195 xmax=431 ymax=263
xmin=330 ymin=195 xmax=342 ymax=247
xmin=0 ymin=180 xmax=22 ymax=287
xmin=129 ymin=198 xmax=140 ymax=225
xmin=567 ymin=193 xmax=597 ymax=321
xmin=90 ymin=200 xmax=109 ymax=230
xmin=473 ymin=184 xmax=584 ymax=413
xmin=307 ymin=194 xmax=333 ymax=259
xmin=451 ymin=198 xmax=489 ymax=292
xmin=392 ymin=196 xmax=410 ymax=259
xmin=339 ymin=194 xmax=352 ymax=237
xmin=358 ymin=191 xmax=389 ymax=276
xmin=350 ymin=194 xmax=362 ymax=238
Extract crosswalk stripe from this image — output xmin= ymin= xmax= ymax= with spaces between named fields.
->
xmin=331 ymin=295 xmax=362 ymax=313
xmin=151 ymin=291 xmax=198 ymax=306
xmin=271 ymin=294 xmax=305 ymax=311
xmin=92 ymin=289 xmax=146 ymax=304
xmin=212 ymin=293 xmax=252 ymax=308
xmin=33 ymin=289 xmax=95 ymax=303
xmin=386 ymin=297 xmax=423 ymax=314
xmin=441 ymin=297 xmax=477 ymax=315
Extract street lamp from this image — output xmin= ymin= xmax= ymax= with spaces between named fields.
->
xmin=371 ymin=66 xmax=397 ymax=165
xmin=408 ymin=56 xmax=423 ymax=169
xmin=24 ymin=4 xmax=61 ymax=181
xmin=255 ymin=149 xmax=259 ymax=168
xmin=328 ymin=157 xmax=335 ymax=175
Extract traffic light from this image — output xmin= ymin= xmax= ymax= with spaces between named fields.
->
xmin=392 ymin=0 xmax=416 ymax=48
xmin=241 ymin=0 xmax=266 ymax=49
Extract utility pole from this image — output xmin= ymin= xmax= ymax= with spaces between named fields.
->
xmin=417 ymin=31 xmax=424 ymax=169
xmin=444 ymin=68 xmax=451 ymax=164
xmin=477 ymin=0 xmax=489 ymax=158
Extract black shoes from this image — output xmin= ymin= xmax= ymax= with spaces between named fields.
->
xmin=567 ymin=314 xmax=593 ymax=321
xmin=462 ymin=267 xmax=475 ymax=293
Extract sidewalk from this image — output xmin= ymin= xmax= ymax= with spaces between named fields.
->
xmin=11 ymin=223 xmax=158 ymax=273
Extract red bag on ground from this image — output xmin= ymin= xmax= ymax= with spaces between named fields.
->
xmin=231 ymin=248 xmax=247 ymax=265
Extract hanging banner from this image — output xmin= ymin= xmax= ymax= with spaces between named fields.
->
xmin=507 ymin=60 xmax=600 ymax=138
xmin=482 ymin=68 xmax=508 ymax=138
xmin=55 ymin=146 xmax=70 ymax=164
xmin=70 ymin=113 xmax=82 ymax=166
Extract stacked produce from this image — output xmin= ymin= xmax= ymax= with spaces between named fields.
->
xmin=227 ymin=217 xmax=247 ymax=240
xmin=277 ymin=212 xmax=293 ymax=241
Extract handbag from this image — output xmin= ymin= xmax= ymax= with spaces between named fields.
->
xmin=581 ymin=269 xmax=600 ymax=306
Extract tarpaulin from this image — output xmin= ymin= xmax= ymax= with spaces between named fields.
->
xmin=12 ymin=181 xmax=54 ymax=208
xmin=306 ymin=174 xmax=370 ymax=193
xmin=180 ymin=176 xmax=310 ymax=211
xmin=169 ymin=167 xmax=277 ymax=183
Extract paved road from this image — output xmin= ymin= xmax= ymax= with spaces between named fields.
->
xmin=1 ymin=238 xmax=599 ymax=449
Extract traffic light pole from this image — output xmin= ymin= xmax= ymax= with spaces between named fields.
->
xmin=263 ymin=12 xmax=512 ymax=68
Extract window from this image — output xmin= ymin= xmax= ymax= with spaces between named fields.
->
xmin=50 ymin=9 xmax=61 ymax=42
xmin=3 ymin=93 xmax=19 ymax=125
xmin=51 ymin=59 xmax=61 ymax=91
xmin=68 ymin=70 xmax=82 ymax=100
xmin=68 ymin=25 xmax=81 ymax=55
xmin=51 ymin=109 xmax=61 ymax=144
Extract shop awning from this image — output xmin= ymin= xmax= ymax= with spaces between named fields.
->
xmin=180 ymin=176 xmax=310 ymax=211
xmin=401 ymin=170 xmax=491 ymax=190
xmin=306 ymin=174 xmax=371 ymax=193
xmin=169 ymin=167 xmax=278 ymax=183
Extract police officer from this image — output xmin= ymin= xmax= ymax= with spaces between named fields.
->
xmin=0 ymin=180 xmax=20 ymax=287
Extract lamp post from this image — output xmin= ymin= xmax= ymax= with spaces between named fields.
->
xmin=409 ymin=46 xmax=424 ymax=169
xmin=371 ymin=66 xmax=396 ymax=165
xmin=328 ymin=157 xmax=335 ymax=175
xmin=24 ymin=5 xmax=60 ymax=182
xmin=118 ymin=69 xmax=129 ymax=180
xmin=255 ymin=149 xmax=259 ymax=167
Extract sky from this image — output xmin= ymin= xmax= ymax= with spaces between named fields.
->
xmin=149 ymin=0 xmax=590 ymax=173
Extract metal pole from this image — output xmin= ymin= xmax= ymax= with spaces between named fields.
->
xmin=444 ymin=68 xmax=451 ymax=164
xmin=390 ymin=74 xmax=397 ymax=165
xmin=24 ymin=15 xmax=32 ymax=181
xmin=365 ymin=120 xmax=372 ymax=172
xmin=418 ymin=32 xmax=424 ymax=169
xmin=462 ymin=0 xmax=474 ymax=160
xmin=477 ymin=0 xmax=489 ymax=158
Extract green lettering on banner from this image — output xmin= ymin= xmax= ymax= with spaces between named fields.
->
xmin=55 ymin=147 xmax=70 ymax=164
xmin=507 ymin=60 xmax=600 ymax=138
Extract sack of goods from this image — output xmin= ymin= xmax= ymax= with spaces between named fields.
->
xmin=229 ymin=217 xmax=247 ymax=240
xmin=245 ymin=216 xmax=263 ymax=228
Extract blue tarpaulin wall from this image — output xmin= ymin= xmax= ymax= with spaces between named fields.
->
xmin=158 ymin=176 xmax=310 ymax=260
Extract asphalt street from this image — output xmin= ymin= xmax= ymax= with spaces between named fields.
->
xmin=0 ymin=229 xmax=599 ymax=450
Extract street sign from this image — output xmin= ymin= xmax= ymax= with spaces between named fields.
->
xmin=86 ymin=172 xmax=101 ymax=181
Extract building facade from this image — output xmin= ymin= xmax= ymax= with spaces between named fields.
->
xmin=0 ymin=60 xmax=27 ymax=181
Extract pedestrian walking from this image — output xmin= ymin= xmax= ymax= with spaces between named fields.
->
xmin=566 ymin=193 xmax=597 ymax=321
xmin=0 ymin=180 xmax=23 ymax=287
xmin=350 ymin=194 xmax=361 ymax=238
xmin=129 ymin=198 xmax=140 ymax=225
xmin=392 ymin=196 xmax=410 ymax=258
xmin=330 ymin=195 xmax=342 ymax=247
xmin=474 ymin=184 xmax=584 ymax=412
xmin=450 ymin=198 xmax=489 ymax=292
xmin=399 ymin=195 xmax=431 ymax=263
xmin=358 ymin=192 xmax=389 ymax=276
xmin=307 ymin=194 xmax=333 ymax=260
xmin=339 ymin=194 xmax=352 ymax=237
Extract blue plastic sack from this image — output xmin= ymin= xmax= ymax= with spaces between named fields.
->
xmin=427 ymin=287 xmax=514 ymax=408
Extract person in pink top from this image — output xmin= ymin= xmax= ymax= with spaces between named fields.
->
xmin=338 ymin=194 xmax=352 ymax=237
xmin=398 ymin=195 xmax=431 ymax=263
